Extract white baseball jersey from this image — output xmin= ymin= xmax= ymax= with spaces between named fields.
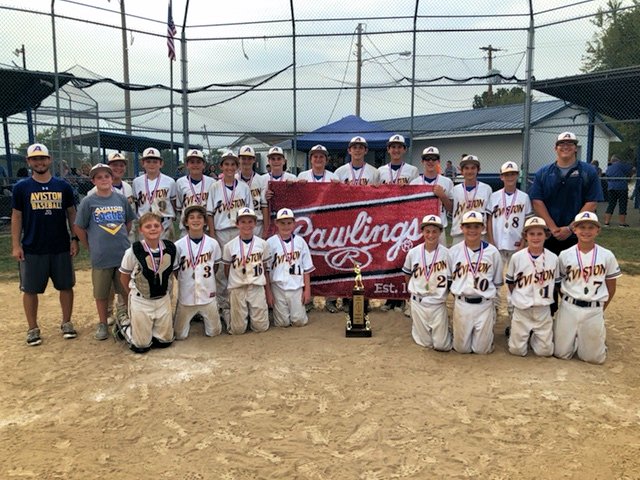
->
xmin=87 ymin=181 xmax=134 ymax=202
xmin=266 ymin=234 xmax=315 ymax=290
xmin=448 ymin=241 xmax=503 ymax=299
xmin=402 ymin=244 xmax=450 ymax=304
xmin=237 ymin=172 xmax=268 ymax=222
xmin=487 ymin=188 xmax=532 ymax=251
xmin=261 ymin=172 xmax=298 ymax=183
xmin=558 ymin=244 xmax=621 ymax=302
xmin=297 ymin=169 xmax=338 ymax=182
xmin=176 ymin=175 xmax=216 ymax=231
xmin=206 ymin=179 xmax=252 ymax=231
xmin=223 ymin=235 xmax=271 ymax=289
xmin=174 ymin=234 xmax=222 ymax=306
xmin=506 ymin=248 xmax=559 ymax=309
xmin=334 ymin=162 xmax=380 ymax=185
xmin=410 ymin=174 xmax=454 ymax=227
xmin=132 ymin=173 xmax=177 ymax=219
xmin=378 ymin=162 xmax=419 ymax=185
xmin=451 ymin=181 xmax=493 ymax=236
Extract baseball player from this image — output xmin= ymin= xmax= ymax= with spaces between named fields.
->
xmin=175 ymin=149 xmax=215 ymax=237
xmin=118 ymin=212 xmax=179 ymax=354
xmin=132 ymin=147 xmax=177 ymax=240
xmin=505 ymin=217 xmax=559 ymax=357
xmin=450 ymin=155 xmax=492 ymax=245
xmin=297 ymin=144 xmax=338 ymax=182
xmin=206 ymin=150 xmax=252 ymax=325
xmin=378 ymin=134 xmax=419 ymax=185
xmin=448 ymin=210 xmax=503 ymax=354
xmin=402 ymin=214 xmax=452 ymax=351
xmin=334 ymin=136 xmax=380 ymax=185
xmin=237 ymin=145 xmax=270 ymax=238
xmin=554 ymin=212 xmax=621 ymax=364
xmin=223 ymin=207 xmax=272 ymax=335
xmin=174 ymin=205 xmax=223 ymax=339
xmin=410 ymin=146 xmax=454 ymax=246
xmin=266 ymin=208 xmax=315 ymax=327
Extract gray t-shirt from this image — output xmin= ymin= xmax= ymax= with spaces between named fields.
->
xmin=75 ymin=191 xmax=136 ymax=269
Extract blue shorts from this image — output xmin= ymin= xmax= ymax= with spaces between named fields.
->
xmin=19 ymin=252 xmax=76 ymax=294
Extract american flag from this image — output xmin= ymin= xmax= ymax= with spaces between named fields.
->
xmin=167 ymin=1 xmax=177 ymax=61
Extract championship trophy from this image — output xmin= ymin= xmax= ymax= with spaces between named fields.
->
xmin=345 ymin=262 xmax=371 ymax=337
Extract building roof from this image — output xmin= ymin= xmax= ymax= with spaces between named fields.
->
xmin=63 ymin=131 xmax=202 ymax=153
xmin=0 ymin=68 xmax=74 ymax=118
xmin=373 ymin=100 xmax=569 ymax=138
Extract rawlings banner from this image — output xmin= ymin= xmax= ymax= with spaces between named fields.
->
xmin=270 ymin=182 xmax=439 ymax=298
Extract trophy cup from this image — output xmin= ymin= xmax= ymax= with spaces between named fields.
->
xmin=345 ymin=262 xmax=371 ymax=337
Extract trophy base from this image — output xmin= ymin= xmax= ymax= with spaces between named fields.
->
xmin=345 ymin=327 xmax=372 ymax=338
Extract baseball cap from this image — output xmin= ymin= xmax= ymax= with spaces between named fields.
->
xmin=276 ymin=208 xmax=295 ymax=221
xmin=348 ymin=136 xmax=368 ymax=147
xmin=523 ymin=216 xmax=548 ymax=232
xmin=107 ymin=152 xmax=127 ymax=164
xmin=27 ymin=143 xmax=50 ymax=158
xmin=182 ymin=205 xmax=207 ymax=226
xmin=387 ymin=134 xmax=406 ymax=146
xmin=236 ymin=207 xmax=257 ymax=221
xmin=186 ymin=149 xmax=205 ymax=161
xmin=89 ymin=163 xmax=112 ymax=179
xmin=461 ymin=210 xmax=485 ymax=225
xmin=556 ymin=131 xmax=578 ymax=145
xmin=572 ymin=211 xmax=600 ymax=226
xmin=500 ymin=161 xmax=519 ymax=174
xmin=420 ymin=214 xmax=443 ymax=230
xmin=309 ymin=144 xmax=329 ymax=157
xmin=142 ymin=147 xmax=162 ymax=160
xmin=220 ymin=149 xmax=239 ymax=164
xmin=460 ymin=154 xmax=480 ymax=168
xmin=421 ymin=146 xmax=440 ymax=158
xmin=267 ymin=146 xmax=285 ymax=158
xmin=238 ymin=145 xmax=256 ymax=158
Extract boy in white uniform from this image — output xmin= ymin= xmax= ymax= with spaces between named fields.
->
xmin=450 ymin=155 xmax=492 ymax=245
xmin=174 ymin=205 xmax=222 ymax=339
xmin=554 ymin=212 xmax=621 ymax=364
xmin=334 ymin=136 xmax=380 ymax=186
xmin=132 ymin=147 xmax=177 ymax=240
xmin=378 ymin=134 xmax=419 ymax=185
xmin=206 ymin=150 xmax=253 ymax=323
xmin=266 ymin=208 xmax=315 ymax=327
xmin=402 ymin=214 xmax=451 ymax=351
xmin=506 ymin=217 xmax=559 ymax=357
xmin=448 ymin=210 xmax=503 ymax=354
xmin=410 ymin=146 xmax=454 ymax=246
xmin=176 ymin=149 xmax=215 ymax=238
xmin=119 ymin=212 xmax=179 ymax=353
xmin=237 ymin=145 xmax=270 ymax=238
xmin=263 ymin=146 xmax=298 ymax=204
xmin=298 ymin=144 xmax=338 ymax=183
xmin=223 ymin=208 xmax=272 ymax=335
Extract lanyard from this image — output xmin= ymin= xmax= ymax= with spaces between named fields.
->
xmin=239 ymin=237 xmax=255 ymax=268
xmin=222 ymin=179 xmax=237 ymax=210
xmin=142 ymin=240 xmax=164 ymax=280
xmin=421 ymin=245 xmax=440 ymax=289
xmin=349 ymin=162 xmax=365 ymax=185
xmin=576 ymin=246 xmax=598 ymax=284
xmin=527 ymin=251 xmax=545 ymax=284
xmin=463 ymin=182 xmax=478 ymax=207
xmin=187 ymin=176 xmax=206 ymax=204
xmin=313 ymin=171 xmax=326 ymax=182
xmin=501 ymin=190 xmax=518 ymax=227
xmin=463 ymin=243 xmax=484 ymax=279
xmin=186 ymin=237 xmax=206 ymax=271
xmin=389 ymin=163 xmax=404 ymax=184
xmin=144 ymin=174 xmax=161 ymax=204
xmin=278 ymin=235 xmax=295 ymax=265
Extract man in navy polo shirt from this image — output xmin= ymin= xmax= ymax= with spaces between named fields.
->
xmin=529 ymin=132 xmax=603 ymax=313
xmin=11 ymin=144 xmax=79 ymax=346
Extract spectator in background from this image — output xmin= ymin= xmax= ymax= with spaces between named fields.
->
xmin=444 ymin=160 xmax=455 ymax=180
xmin=604 ymin=155 xmax=633 ymax=227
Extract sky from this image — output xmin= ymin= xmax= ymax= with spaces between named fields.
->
xmin=0 ymin=0 xmax=626 ymax=154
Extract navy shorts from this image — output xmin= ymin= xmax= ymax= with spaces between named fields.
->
xmin=19 ymin=252 xmax=76 ymax=294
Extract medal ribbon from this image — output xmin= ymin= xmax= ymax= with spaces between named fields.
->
xmin=222 ymin=179 xmax=237 ymax=212
xmin=349 ymin=162 xmax=365 ymax=185
xmin=187 ymin=237 xmax=206 ymax=272
xmin=527 ymin=251 xmax=545 ymax=285
xmin=463 ymin=243 xmax=484 ymax=279
xmin=144 ymin=174 xmax=161 ymax=205
xmin=576 ymin=246 xmax=598 ymax=284
xmin=187 ymin=176 xmax=205 ymax=204
xmin=278 ymin=235 xmax=295 ymax=266
xmin=463 ymin=182 xmax=478 ymax=208
xmin=313 ymin=171 xmax=326 ymax=182
xmin=421 ymin=245 xmax=440 ymax=286
xmin=269 ymin=173 xmax=284 ymax=182
xmin=501 ymin=190 xmax=518 ymax=226
xmin=389 ymin=163 xmax=404 ymax=184
xmin=239 ymin=237 xmax=255 ymax=269
xmin=142 ymin=240 xmax=164 ymax=278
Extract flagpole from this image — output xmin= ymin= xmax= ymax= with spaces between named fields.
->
xmin=170 ymin=59 xmax=174 ymax=166
xmin=167 ymin=0 xmax=177 ymax=166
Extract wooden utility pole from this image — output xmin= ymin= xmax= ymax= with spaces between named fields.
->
xmin=480 ymin=44 xmax=502 ymax=97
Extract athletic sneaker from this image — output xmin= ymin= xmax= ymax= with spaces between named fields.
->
xmin=26 ymin=327 xmax=42 ymax=346
xmin=94 ymin=323 xmax=109 ymax=341
xmin=61 ymin=321 xmax=77 ymax=339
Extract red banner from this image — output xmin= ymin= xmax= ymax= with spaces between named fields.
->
xmin=270 ymin=182 xmax=439 ymax=298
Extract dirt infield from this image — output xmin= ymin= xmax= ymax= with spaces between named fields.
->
xmin=1 ymin=270 xmax=639 ymax=479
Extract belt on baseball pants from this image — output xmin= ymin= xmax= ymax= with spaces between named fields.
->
xmin=563 ymin=295 xmax=601 ymax=308
xmin=456 ymin=296 xmax=485 ymax=304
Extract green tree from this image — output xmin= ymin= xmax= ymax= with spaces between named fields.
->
xmin=17 ymin=127 xmax=87 ymax=164
xmin=472 ymin=87 xmax=526 ymax=109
